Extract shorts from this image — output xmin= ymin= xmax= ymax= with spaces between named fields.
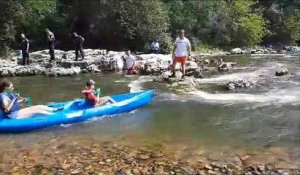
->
xmin=127 ymin=67 xmax=134 ymax=75
xmin=7 ymin=111 xmax=19 ymax=119
xmin=174 ymin=56 xmax=187 ymax=64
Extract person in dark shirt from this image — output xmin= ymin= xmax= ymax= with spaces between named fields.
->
xmin=72 ymin=32 xmax=85 ymax=61
xmin=45 ymin=28 xmax=55 ymax=61
xmin=20 ymin=33 xmax=30 ymax=65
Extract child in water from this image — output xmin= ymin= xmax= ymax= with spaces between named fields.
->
xmin=81 ymin=80 xmax=116 ymax=106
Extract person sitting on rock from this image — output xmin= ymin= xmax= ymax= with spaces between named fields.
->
xmin=0 ymin=81 xmax=62 ymax=119
xmin=124 ymin=50 xmax=138 ymax=75
xmin=72 ymin=32 xmax=85 ymax=61
xmin=81 ymin=80 xmax=116 ymax=106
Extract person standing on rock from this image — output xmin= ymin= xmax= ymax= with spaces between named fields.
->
xmin=72 ymin=32 xmax=85 ymax=61
xmin=20 ymin=33 xmax=30 ymax=65
xmin=170 ymin=29 xmax=191 ymax=79
xmin=45 ymin=28 xmax=55 ymax=61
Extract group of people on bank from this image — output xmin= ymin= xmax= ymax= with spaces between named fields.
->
xmin=20 ymin=29 xmax=191 ymax=78
xmin=20 ymin=29 xmax=85 ymax=65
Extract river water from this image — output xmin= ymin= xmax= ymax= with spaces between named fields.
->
xmin=1 ymin=55 xmax=299 ymax=169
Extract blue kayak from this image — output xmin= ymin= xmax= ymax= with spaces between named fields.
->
xmin=0 ymin=90 xmax=154 ymax=133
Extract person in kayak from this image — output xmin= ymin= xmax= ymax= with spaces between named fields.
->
xmin=81 ymin=80 xmax=116 ymax=106
xmin=0 ymin=81 xmax=60 ymax=119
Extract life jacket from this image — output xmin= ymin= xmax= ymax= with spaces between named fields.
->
xmin=82 ymin=90 xmax=97 ymax=105
xmin=0 ymin=92 xmax=19 ymax=116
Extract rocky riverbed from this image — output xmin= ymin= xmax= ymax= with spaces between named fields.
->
xmin=1 ymin=135 xmax=299 ymax=175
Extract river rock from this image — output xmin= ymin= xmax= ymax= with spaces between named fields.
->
xmin=138 ymin=54 xmax=172 ymax=75
xmin=45 ymin=67 xmax=81 ymax=76
xmin=226 ymin=80 xmax=255 ymax=90
xmin=186 ymin=68 xmax=203 ymax=78
xmin=161 ymin=71 xmax=173 ymax=79
xmin=250 ymin=47 xmax=278 ymax=54
xmin=218 ymin=61 xmax=236 ymax=71
xmin=275 ymin=66 xmax=288 ymax=76
xmin=231 ymin=48 xmax=246 ymax=54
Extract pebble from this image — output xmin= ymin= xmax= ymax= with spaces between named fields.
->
xmin=204 ymin=164 xmax=213 ymax=170
xmin=70 ymin=168 xmax=82 ymax=174
xmin=139 ymin=155 xmax=150 ymax=160
xmin=105 ymin=159 xmax=112 ymax=163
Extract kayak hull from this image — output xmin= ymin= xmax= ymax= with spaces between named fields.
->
xmin=0 ymin=90 xmax=154 ymax=133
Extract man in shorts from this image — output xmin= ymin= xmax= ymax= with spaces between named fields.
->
xmin=170 ymin=29 xmax=191 ymax=79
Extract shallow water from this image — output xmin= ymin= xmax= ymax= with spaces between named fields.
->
xmin=1 ymin=55 xmax=300 ymax=167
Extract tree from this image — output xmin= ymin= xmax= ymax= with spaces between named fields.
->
xmin=228 ymin=0 xmax=267 ymax=47
xmin=0 ymin=0 xmax=64 ymax=55
xmin=111 ymin=0 xmax=171 ymax=52
xmin=258 ymin=0 xmax=300 ymax=45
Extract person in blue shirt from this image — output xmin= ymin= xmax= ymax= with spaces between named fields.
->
xmin=0 ymin=81 xmax=58 ymax=119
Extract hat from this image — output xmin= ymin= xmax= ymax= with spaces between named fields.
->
xmin=86 ymin=79 xmax=95 ymax=87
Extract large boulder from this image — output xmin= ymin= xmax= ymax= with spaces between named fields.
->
xmin=45 ymin=66 xmax=81 ymax=76
xmin=138 ymin=54 xmax=172 ymax=75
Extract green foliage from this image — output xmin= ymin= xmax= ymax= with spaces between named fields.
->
xmin=0 ymin=0 xmax=299 ymax=56
xmin=258 ymin=0 xmax=300 ymax=45
xmin=279 ymin=16 xmax=300 ymax=44
xmin=226 ymin=0 xmax=267 ymax=46
xmin=0 ymin=0 xmax=63 ymax=54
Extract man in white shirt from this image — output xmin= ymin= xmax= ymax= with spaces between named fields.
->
xmin=124 ymin=50 xmax=137 ymax=75
xmin=171 ymin=29 xmax=191 ymax=78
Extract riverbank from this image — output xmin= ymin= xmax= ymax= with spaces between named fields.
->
xmin=1 ymin=46 xmax=298 ymax=78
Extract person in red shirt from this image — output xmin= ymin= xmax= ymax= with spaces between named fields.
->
xmin=81 ymin=80 xmax=116 ymax=106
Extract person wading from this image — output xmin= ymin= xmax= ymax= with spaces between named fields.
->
xmin=124 ymin=50 xmax=138 ymax=75
xmin=20 ymin=33 xmax=30 ymax=65
xmin=170 ymin=29 xmax=191 ymax=79
xmin=45 ymin=28 xmax=55 ymax=61
xmin=72 ymin=32 xmax=85 ymax=61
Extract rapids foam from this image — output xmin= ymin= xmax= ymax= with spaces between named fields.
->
xmin=128 ymin=76 xmax=153 ymax=92
xmin=189 ymin=87 xmax=300 ymax=105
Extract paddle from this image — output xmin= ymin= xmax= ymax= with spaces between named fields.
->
xmin=94 ymin=88 xmax=101 ymax=96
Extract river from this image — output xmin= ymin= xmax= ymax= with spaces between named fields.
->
xmin=0 ymin=54 xmax=299 ymax=173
